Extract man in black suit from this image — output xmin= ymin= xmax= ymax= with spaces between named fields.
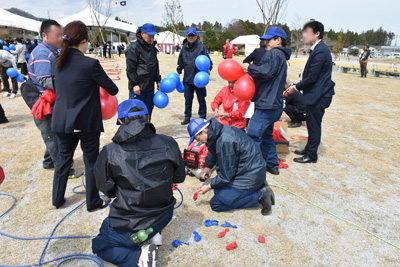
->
xmin=286 ymin=21 xmax=335 ymax=163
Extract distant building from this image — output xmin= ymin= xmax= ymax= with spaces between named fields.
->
xmin=348 ymin=45 xmax=381 ymax=57
xmin=380 ymin=46 xmax=400 ymax=58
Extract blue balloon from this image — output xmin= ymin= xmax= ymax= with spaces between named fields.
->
xmin=23 ymin=44 xmax=27 ymax=48
xmin=176 ymin=81 xmax=185 ymax=93
xmin=0 ymin=40 xmax=3 ymax=44
xmin=3 ymin=46 xmax=9 ymax=52
xmin=195 ymin=55 xmax=210 ymax=72
xmin=16 ymin=73 xmax=25 ymax=83
xmin=6 ymin=68 xmax=18 ymax=78
xmin=9 ymin=44 xmax=15 ymax=51
xmin=25 ymin=52 xmax=30 ymax=58
xmin=194 ymin=71 xmax=210 ymax=88
xmin=31 ymin=40 xmax=34 ymax=44
xmin=166 ymin=72 xmax=180 ymax=87
xmin=153 ymin=91 xmax=169 ymax=109
xmin=160 ymin=78 xmax=176 ymax=93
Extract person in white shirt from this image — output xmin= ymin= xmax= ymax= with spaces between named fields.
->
xmin=0 ymin=49 xmax=18 ymax=99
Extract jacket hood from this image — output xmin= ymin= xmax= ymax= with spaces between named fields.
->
xmin=206 ymin=118 xmax=224 ymax=155
xmin=273 ymin=46 xmax=292 ymax=60
xmin=112 ymin=119 xmax=156 ymax=144
xmin=182 ymin=38 xmax=200 ymax=51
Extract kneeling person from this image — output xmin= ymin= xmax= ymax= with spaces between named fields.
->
xmin=188 ymin=118 xmax=275 ymax=215
xmin=92 ymin=100 xmax=186 ymax=267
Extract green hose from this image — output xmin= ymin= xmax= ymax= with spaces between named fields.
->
xmin=269 ymin=183 xmax=400 ymax=250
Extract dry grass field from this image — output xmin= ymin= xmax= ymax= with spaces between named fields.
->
xmin=0 ymin=53 xmax=399 ymax=267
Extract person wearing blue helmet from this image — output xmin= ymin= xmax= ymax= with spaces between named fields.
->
xmin=187 ymin=118 xmax=275 ymax=215
xmin=242 ymin=27 xmax=292 ymax=176
xmin=177 ymin=28 xmax=213 ymax=125
xmin=93 ymin=99 xmax=185 ymax=267
xmin=126 ymin=23 xmax=161 ymax=120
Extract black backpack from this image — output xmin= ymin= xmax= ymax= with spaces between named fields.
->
xmin=20 ymin=79 xmax=41 ymax=110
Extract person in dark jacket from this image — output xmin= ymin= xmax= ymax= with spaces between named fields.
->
xmin=126 ymin=23 xmax=161 ymax=118
xmin=177 ymin=28 xmax=213 ymax=125
xmin=286 ymin=21 xmax=335 ymax=163
xmin=51 ymin=21 xmax=119 ymax=210
xmin=243 ymin=40 xmax=267 ymax=66
xmin=102 ymin=42 xmax=107 ymax=58
xmin=92 ymin=99 xmax=185 ymax=267
xmin=242 ymin=27 xmax=291 ymax=176
xmin=284 ymin=89 xmax=306 ymax=128
xmin=189 ymin=118 xmax=275 ymax=215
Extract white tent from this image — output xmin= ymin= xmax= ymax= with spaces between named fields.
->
xmin=231 ymin=35 xmax=260 ymax=56
xmin=0 ymin=8 xmax=41 ymax=32
xmin=155 ymin=31 xmax=184 ymax=45
xmin=155 ymin=31 xmax=185 ymax=54
xmin=57 ymin=6 xmax=138 ymax=36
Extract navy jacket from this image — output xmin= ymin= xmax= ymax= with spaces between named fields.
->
xmin=94 ymin=120 xmax=185 ymax=231
xmin=285 ymin=90 xmax=305 ymax=112
xmin=126 ymin=27 xmax=161 ymax=93
xmin=205 ymin=118 xmax=266 ymax=190
xmin=51 ymin=48 xmax=118 ymax=133
xmin=177 ymin=39 xmax=213 ymax=85
xmin=248 ymin=47 xmax=291 ymax=110
xmin=296 ymin=41 xmax=335 ymax=105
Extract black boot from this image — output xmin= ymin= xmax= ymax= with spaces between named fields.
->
xmin=267 ymin=166 xmax=279 ymax=175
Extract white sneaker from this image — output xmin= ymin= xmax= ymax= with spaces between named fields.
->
xmin=3 ymin=92 xmax=10 ymax=97
xmin=9 ymin=93 xmax=17 ymax=99
xmin=149 ymin=232 xmax=162 ymax=246
xmin=138 ymin=244 xmax=158 ymax=267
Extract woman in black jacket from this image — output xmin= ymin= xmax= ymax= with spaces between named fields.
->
xmin=51 ymin=20 xmax=119 ymax=211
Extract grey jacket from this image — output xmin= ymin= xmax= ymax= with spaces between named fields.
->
xmin=0 ymin=50 xmax=17 ymax=69
xmin=10 ymin=43 xmax=27 ymax=64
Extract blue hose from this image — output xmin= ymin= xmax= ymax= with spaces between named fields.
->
xmin=0 ymin=136 xmax=187 ymax=266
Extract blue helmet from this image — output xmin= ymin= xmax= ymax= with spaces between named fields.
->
xmin=187 ymin=118 xmax=210 ymax=145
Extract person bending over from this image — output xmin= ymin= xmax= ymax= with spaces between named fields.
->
xmin=93 ymin=99 xmax=186 ymax=267
xmin=187 ymin=118 xmax=275 ymax=215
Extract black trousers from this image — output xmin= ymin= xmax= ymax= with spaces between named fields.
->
xmin=305 ymin=96 xmax=332 ymax=160
xmin=1 ymin=66 xmax=18 ymax=94
xmin=53 ymin=132 xmax=102 ymax=210
xmin=285 ymin=104 xmax=306 ymax=123
xmin=184 ymin=83 xmax=207 ymax=120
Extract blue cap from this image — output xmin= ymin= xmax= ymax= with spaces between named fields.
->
xmin=260 ymin=27 xmax=287 ymax=40
xmin=186 ymin=28 xmax=197 ymax=36
xmin=117 ymin=99 xmax=149 ymax=125
xmin=141 ymin=23 xmax=158 ymax=35
xmin=187 ymin=118 xmax=210 ymax=145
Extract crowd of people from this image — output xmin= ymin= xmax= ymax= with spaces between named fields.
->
xmin=0 ymin=17 xmax=337 ymax=267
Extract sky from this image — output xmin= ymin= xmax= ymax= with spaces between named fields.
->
xmin=1 ymin=0 xmax=399 ymax=44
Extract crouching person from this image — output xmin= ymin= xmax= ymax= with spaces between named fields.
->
xmin=92 ymin=99 xmax=186 ymax=267
xmin=188 ymin=118 xmax=275 ymax=215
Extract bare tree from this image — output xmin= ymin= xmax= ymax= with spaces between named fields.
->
xmin=162 ymin=0 xmax=183 ymax=53
xmin=291 ymin=13 xmax=304 ymax=58
xmin=256 ymin=0 xmax=289 ymax=35
xmin=87 ymin=0 xmax=112 ymax=44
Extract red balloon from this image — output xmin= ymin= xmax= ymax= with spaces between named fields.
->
xmin=100 ymin=87 xmax=118 ymax=120
xmin=233 ymin=74 xmax=256 ymax=101
xmin=218 ymin=59 xmax=245 ymax=81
